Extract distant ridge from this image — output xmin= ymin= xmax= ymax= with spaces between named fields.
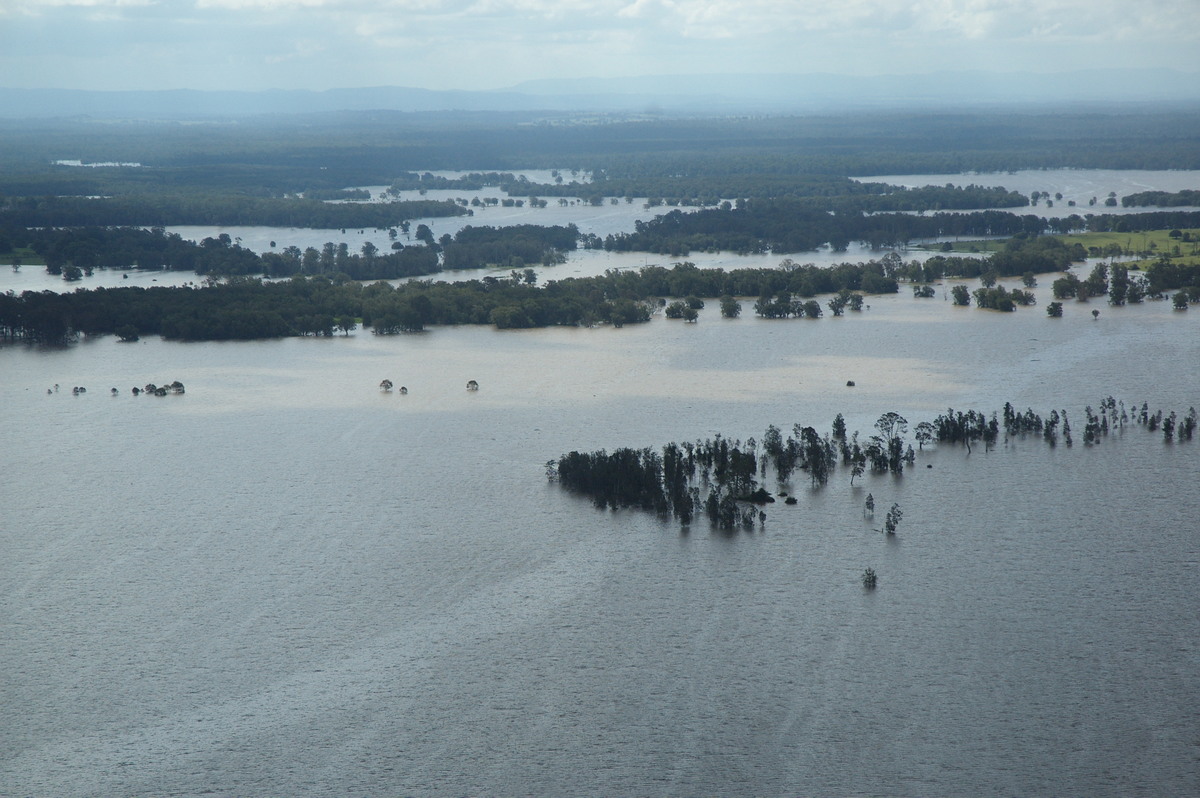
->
xmin=2 ymin=69 xmax=1198 ymax=119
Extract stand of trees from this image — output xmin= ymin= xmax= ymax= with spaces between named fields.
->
xmin=595 ymin=204 xmax=1102 ymax=255
xmin=3 ymin=225 xmax=571 ymax=281
xmin=0 ymin=269 xmax=658 ymax=343
xmin=914 ymin=236 xmax=1086 ymax=282
xmin=1144 ymin=257 xmax=1200 ymax=296
xmin=441 ymin=224 xmax=578 ymax=270
xmin=1121 ymin=190 xmax=1200 ymax=208
xmin=549 ymin=400 xmax=1196 ymax=531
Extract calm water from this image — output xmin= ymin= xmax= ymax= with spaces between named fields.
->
xmin=2 ymin=285 xmax=1198 ymax=796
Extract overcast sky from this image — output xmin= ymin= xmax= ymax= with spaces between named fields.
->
xmin=1 ymin=0 xmax=1198 ymax=92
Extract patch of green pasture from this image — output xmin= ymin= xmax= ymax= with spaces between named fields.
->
xmin=1049 ymin=229 xmax=1200 ymax=258
xmin=912 ymin=239 xmax=1005 ymax=254
xmin=0 ymin=247 xmax=44 ymax=266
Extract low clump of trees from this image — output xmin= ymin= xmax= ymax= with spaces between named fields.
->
xmin=1050 ymin=263 xmax=1154 ymax=305
xmin=1144 ymin=257 xmax=1200 ymax=298
xmin=439 ymin=224 xmax=578 ymax=271
xmin=549 ymin=400 xmax=1196 ymax=532
xmin=931 ymin=399 xmax=1197 ymax=451
xmin=550 ymin=436 xmax=765 ymax=531
xmin=971 ymin=285 xmax=1034 ymax=311
xmin=549 ymin=412 xmax=914 ymax=532
xmin=132 ymin=380 xmax=185 ymax=396
xmin=1121 ymin=190 xmax=1200 ymax=208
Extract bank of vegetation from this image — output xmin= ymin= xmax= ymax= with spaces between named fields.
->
xmin=6 ymin=235 xmax=1198 ymax=344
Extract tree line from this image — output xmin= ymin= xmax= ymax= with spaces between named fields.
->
xmin=504 ymin=173 xmax=1029 ymax=211
xmin=2 ymin=239 xmax=1187 ymax=344
xmin=0 ymin=195 xmax=465 ymax=230
xmin=2 ymin=224 xmax=576 ymax=282
xmin=595 ymin=203 xmax=1200 ymax=256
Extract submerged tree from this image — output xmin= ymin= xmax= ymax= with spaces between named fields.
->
xmin=883 ymin=503 xmax=903 ymax=536
xmin=552 ymin=398 xmax=1193 ymax=536
xmin=872 ymin=412 xmax=909 ymax=473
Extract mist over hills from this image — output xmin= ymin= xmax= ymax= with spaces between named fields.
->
xmin=1 ymin=69 xmax=1197 ymax=120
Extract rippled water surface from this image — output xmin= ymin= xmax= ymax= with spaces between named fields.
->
xmin=3 ymin=285 xmax=1198 ymax=796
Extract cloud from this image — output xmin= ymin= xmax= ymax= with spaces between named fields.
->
xmin=23 ymin=0 xmax=155 ymax=5
xmin=194 ymin=0 xmax=325 ymax=8
xmin=0 ymin=0 xmax=1196 ymax=90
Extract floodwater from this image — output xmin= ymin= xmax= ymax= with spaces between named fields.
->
xmin=856 ymin=168 xmax=1200 ymax=218
xmin=5 ymin=168 xmax=1196 ymax=296
xmin=2 ymin=280 xmax=1198 ymax=796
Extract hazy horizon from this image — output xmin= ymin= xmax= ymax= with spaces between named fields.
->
xmin=3 ymin=68 xmax=1200 ymax=119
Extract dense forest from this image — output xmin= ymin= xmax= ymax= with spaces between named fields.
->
xmin=594 ymin=205 xmax=1200 ymax=255
xmin=550 ymin=400 xmax=1198 ymax=531
xmin=4 ymin=109 xmax=1199 ymax=199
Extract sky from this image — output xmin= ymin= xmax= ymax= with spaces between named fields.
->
xmin=1 ymin=0 xmax=1198 ymax=92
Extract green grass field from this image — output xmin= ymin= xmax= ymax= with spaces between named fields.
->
xmin=917 ymin=229 xmax=1200 ymax=266
xmin=1056 ymin=229 xmax=1200 ymax=257
xmin=0 ymin=247 xmax=44 ymax=267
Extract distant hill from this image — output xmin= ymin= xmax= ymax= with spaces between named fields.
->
xmin=1 ymin=70 xmax=1198 ymax=119
xmin=508 ymin=70 xmax=1200 ymax=109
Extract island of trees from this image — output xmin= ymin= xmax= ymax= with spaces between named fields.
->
xmin=548 ymin=401 xmax=1197 ymax=532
